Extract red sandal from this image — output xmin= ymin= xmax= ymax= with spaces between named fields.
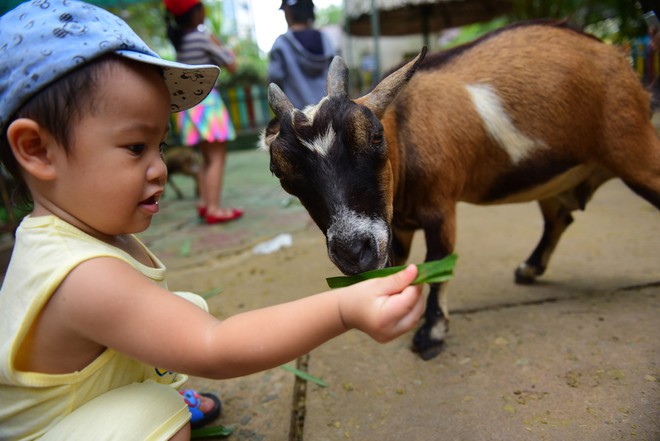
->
xmin=205 ymin=208 xmax=243 ymax=224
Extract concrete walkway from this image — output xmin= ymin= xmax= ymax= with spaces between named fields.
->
xmin=144 ymin=147 xmax=659 ymax=441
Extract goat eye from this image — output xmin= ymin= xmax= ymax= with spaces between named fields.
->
xmin=372 ymin=131 xmax=383 ymax=146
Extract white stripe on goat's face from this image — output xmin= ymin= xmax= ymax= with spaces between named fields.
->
xmin=301 ymin=125 xmax=336 ymax=157
xmin=466 ymin=84 xmax=540 ymax=163
xmin=264 ymin=95 xmax=394 ymax=275
xmin=259 ymin=99 xmax=328 ymax=153
xmin=300 ymin=98 xmax=325 ymax=121
xmin=326 ymin=207 xmax=390 ymax=274
xmin=279 ymin=100 xmax=337 ymax=157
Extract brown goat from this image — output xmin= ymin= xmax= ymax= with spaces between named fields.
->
xmin=163 ymin=146 xmax=200 ymax=199
xmin=261 ymin=21 xmax=660 ymax=360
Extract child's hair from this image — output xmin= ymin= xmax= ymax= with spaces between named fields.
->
xmin=286 ymin=0 xmax=315 ymax=24
xmin=165 ymin=2 xmax=204 ymax=50
xmin=0 ymin=57 xmax=112 ymax=206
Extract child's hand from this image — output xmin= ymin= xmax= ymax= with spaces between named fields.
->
xmin=337 ymin=264 xmax=424 ymax=343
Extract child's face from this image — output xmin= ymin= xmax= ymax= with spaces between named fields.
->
xmin=43 ymin=59 xmax=171 ymax=239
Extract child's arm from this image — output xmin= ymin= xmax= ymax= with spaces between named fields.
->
xmin=207 ymin=33 xmax=236 ymax=74
xmin=47 ymin=257 xmax=424 ymax=379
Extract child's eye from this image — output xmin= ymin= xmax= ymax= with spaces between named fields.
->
xmin=128 ymin=144 xmax=146 ymax=155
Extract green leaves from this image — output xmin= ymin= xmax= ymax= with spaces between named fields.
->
xmin=200 ymin=287 xmax=223 ymax=300
xmin=179 ymin=238 xmax=192 ymax=257
xmin=191 ymin=425 xmax=234 ymax=439
xmin=281 ymin=364 xmax=328 ymax=387
xmin=326 ymin=254 xmax=458 ymax=289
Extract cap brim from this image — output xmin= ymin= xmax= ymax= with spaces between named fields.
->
xmin=116 ymin=50 xmax=220 ymax=113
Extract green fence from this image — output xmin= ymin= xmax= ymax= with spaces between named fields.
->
xmin=221 ymin=84 xmax=273 ymax=135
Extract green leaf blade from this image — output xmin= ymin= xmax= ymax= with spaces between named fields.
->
xmin=191 ymin=425 xmax=234 ymax=438
xmin=326 ymin=254 xmax=458 ymax=289
xmin=179 ymin=238 xmax=192 ymax=257
xmin=200 ymin=287 xmax=223 ymax=300
xmin=281 ymin=364 xmax=328 ymax=387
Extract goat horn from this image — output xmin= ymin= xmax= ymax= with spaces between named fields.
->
xmin=326 ymin=56 xmax=348 ymax=98
xmin=268 ymin=83 xmax=295 ymax=119
xmin=357 ymin=47 xmax=427 ymax=118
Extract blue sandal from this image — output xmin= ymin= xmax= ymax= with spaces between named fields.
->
xmin=180 ymin=389 xmax=222 ymax=429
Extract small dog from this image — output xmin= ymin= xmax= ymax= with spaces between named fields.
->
xmin=163 ymin=146 xmax=200 ymax=199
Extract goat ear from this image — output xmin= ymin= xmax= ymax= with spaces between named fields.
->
xmin=326 ymin=56 xmax=349 ymax=98
xmin=356 ymin=47 xmax=427 ymax=118
xmin=268 ymin=83 xmax=294 ymax=119
xmin=259 ymin=117 xmax=281 ymax=152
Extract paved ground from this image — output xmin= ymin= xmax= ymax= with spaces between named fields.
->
xmin=141 ymin=147 xmax=659 ymax=441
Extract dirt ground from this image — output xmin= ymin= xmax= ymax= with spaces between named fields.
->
xmin=0 ymin=116 xmax=657 ymax=440
xmin=150 ymin=148 xmax=658 ymax=440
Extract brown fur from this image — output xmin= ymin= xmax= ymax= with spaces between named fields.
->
xmin=384 ymin=25 xmax=654 ymax=204
xmin=163 ymin=146 xmax=200 ymax=199
xmin=264 ymin=21 xmax=660 ymax=359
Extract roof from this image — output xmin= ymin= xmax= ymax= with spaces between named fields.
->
xmin=345 ymin=0 xmax=513 ymax=36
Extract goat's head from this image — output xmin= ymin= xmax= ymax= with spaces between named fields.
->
xmin=261 ymin=49 xmax=426 ymax=275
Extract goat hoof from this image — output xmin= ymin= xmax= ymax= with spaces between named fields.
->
xmin=416 ymin=342 xmax=445 ymax=360
xmin=412 ymin=325 xmax=445 ymax=360
xmin=514 ymin=263 xmax=543 ymax=285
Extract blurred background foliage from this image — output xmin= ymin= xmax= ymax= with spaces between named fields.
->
xmin=98 ymin=1 xmax=344 ymax=87
xmin=100 ymin=1 xmax=268 ymax=88
xmin=94 ymin=0 xmax=656 ymax=84
xmin=0 ymin=0 xmax=653 ymax=84
xmin=509 ymin=0 xmax=651 ymax=42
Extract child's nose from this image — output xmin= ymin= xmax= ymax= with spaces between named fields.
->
xmin=148 ymin=155 xmax=168 ymax=185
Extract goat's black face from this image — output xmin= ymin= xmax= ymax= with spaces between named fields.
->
xmin=265 ymin=96 xmax=393 ymax=275
xmin=263 ymin=51 xmax=425 ymax=275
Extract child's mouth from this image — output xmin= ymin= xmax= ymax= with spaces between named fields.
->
xmin=140 ymin=195 xmax=160 ymax=214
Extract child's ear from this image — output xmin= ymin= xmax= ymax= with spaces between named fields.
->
xmin=6 ymin=118 xmax=57 ymax=181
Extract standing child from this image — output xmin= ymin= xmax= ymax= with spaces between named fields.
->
xmin=268 ymin=0 xmax=337 ymax=109
xmin=0 ymin=2 xmax=424 ymax=440
xmin=164 ymin=0 xmax=242 ymax=224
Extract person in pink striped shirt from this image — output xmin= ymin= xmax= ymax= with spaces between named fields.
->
xmin=164 ymin=0 xmax=244 ymax=224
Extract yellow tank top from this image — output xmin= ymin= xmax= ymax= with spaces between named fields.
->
xmin=0 ymin=216 xmax=206 ymax=440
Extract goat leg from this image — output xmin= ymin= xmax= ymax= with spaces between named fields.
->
xmin=515 ymin=197 xmax=573 ymax=284
xmin=412 ymin=219 xmax=454 ymax=359
xmin=516 ymin=173 xmax=610 ymax=284
xmin=412 ymin=282 xmax=448 ymax=360
xmin=167 ymin=179 xmax=185 ymax=200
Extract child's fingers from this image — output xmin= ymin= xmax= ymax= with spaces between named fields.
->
xmin=384 ymin=283 xmax=423 ymax=316
xmin=382 ymin=284 xmax=424 ymax=338
xmin=369 ymin=264 xmax=418 ymax=294
xmin=402 ymin=285 xmax=425 ymax=325
xmin=364 ymin=283 xmax=424 ymax=343
xmin=338 ymin=264 xmax=420 ymax=336
xmin=393 ymin=264 xmax=419 ymax=285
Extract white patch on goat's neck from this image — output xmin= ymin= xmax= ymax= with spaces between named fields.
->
xmin=301 ymin=125 xmax=336 ymax=157
xmin=466 ymin=84 xmax=537 ymax=163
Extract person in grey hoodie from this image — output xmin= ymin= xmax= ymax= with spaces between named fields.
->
xmin=268 ymin=0 xmax=336 ymax=109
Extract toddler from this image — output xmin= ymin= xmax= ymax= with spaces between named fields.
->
xmin=0 ymin=1 xmax=424 ymax=440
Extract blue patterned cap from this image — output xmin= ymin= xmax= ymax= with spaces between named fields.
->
xmin=0 ymin=0 xmax=220 ymax=134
